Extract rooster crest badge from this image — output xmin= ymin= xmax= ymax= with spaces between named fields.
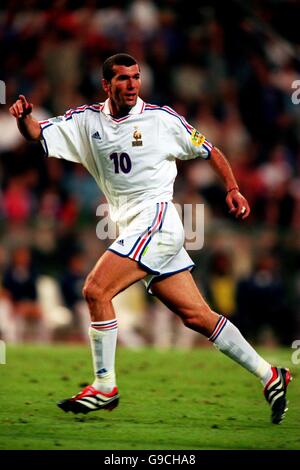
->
xmin=132 ymin=127 xmax=143 ymax=146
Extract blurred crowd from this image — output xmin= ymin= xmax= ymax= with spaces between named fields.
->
xmin=1 ymin=0 xmax=300 ymax=346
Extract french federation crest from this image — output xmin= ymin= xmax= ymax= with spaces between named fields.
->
xmin=132 ymin=127 xmax=143 ymax=146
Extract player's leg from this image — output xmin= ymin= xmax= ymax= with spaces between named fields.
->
xmin=151 ymin=270 xmax=292 ymax=424
xmin=84 ymin=250 xmax=147 ymax=385
xmin=151 ymin=270 xmax=219 ymax=335
xmin=58 ymin=251 xmax=147 ymax=414
xmin=83 ymin=250 xmax=147 ymax=322
xmin=151 ymin=270 xmax=273 ymax=377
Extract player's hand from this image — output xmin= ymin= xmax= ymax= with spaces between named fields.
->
xmin=226 ymin=189 xmax=250 ymax=220
xmin=9 ymin=95 xmax=33 ymax=119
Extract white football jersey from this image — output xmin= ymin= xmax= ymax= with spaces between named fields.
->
xmin=39 ymin=97 xmax=212 ymax=224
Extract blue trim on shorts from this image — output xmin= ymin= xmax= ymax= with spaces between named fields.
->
xmin=129 ymin=203 xmax=160 ymax=257
xmin=109 ymin=202 xmax=168 ymax=259
xmin=146 ymin=264 xmax=195 ymax=295
xmin=107 ymin=248 xmax=160 ymax=275
xmin=159 ymin=202 xmax=168 ymax=231
xmin=138 ymin=202 xmax=168 ymax=261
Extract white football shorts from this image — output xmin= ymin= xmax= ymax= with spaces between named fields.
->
xmin=108 ymin=201 xmax=195 ymax=294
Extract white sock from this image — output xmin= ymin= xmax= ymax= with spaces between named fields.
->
xmin=89 ymin=319 xmax=118 ymax=393
xmin=210 ymin=316 xmax=272 ymax=386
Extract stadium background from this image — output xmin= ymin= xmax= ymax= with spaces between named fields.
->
xmin=1 ymin=0 xmax=300 ymax=349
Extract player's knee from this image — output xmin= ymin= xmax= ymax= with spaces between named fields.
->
xmin=82 ymin=280 xmax=96 ymax=303
xmin=83 ymin=276 xmax=108 ymax=304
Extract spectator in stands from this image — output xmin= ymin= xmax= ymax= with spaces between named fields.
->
xmin=235 ymin=251 xmax=294 ymax=346
xmin=60 ymin=251 xmax=89 ymax=341
xmin=2 ymin=246 xmax=46 ymax=342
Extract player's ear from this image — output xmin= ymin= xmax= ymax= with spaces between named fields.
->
xmin=102 ymin=78 xmax=110 ymax=94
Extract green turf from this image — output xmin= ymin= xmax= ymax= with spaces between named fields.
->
xmin=0 ymin=344 xmax=299 ymax=450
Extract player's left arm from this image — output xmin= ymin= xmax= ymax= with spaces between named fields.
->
xmin=208 ymin=146 xmax=250 ymax=220
xmin=167 ymin=110 xmax=250 ymax=219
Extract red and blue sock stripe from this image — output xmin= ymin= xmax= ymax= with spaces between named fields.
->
xmin=209 ymin=315 xmax=228 ymax=342
xmin=91 ymin=320 xmax=118 ymax=331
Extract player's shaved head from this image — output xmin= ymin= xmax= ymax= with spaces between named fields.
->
xmin=102 ymin=53 xmax=139 ymax=82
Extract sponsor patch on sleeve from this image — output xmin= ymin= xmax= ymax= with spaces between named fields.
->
xmin=190 ymin=128 xmax=205 ymax=147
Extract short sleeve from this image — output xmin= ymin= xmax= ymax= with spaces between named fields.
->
xmin=162 ymin=106 xmax=213 ymax=160
xmin=39 ymin=111 xmax=87 ymax=164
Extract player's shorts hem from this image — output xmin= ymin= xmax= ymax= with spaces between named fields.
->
xmin=147 ymin=263 xmax=195 ymax=295
xmin=107 ymin=248 xmax=160 ymax=275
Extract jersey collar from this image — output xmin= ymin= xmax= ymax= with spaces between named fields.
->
xmin=101 ymin=97 xmax=145 ymax=118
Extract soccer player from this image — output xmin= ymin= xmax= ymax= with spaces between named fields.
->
xmin=9 ymin=53 xmax=292 ymax=424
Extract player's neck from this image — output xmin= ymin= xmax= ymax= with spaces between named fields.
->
xmin=109 ymin=100 xmax=132 ymax=119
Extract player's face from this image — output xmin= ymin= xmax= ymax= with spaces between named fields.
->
xmin=102 ymin=64 xmax=141 ymax=114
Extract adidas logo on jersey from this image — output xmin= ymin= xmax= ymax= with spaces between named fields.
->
xmin=92 ymin=131 xmax=101 ymax=140
xmin=117 ymin=239 xmax=124 ymax=246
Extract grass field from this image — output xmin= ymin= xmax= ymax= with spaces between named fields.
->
xmin=0 ymin=344 xmax=299 ymax=450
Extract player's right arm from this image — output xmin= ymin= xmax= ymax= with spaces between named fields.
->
xmin=9 ymin=95 xmax=41 ymax=141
